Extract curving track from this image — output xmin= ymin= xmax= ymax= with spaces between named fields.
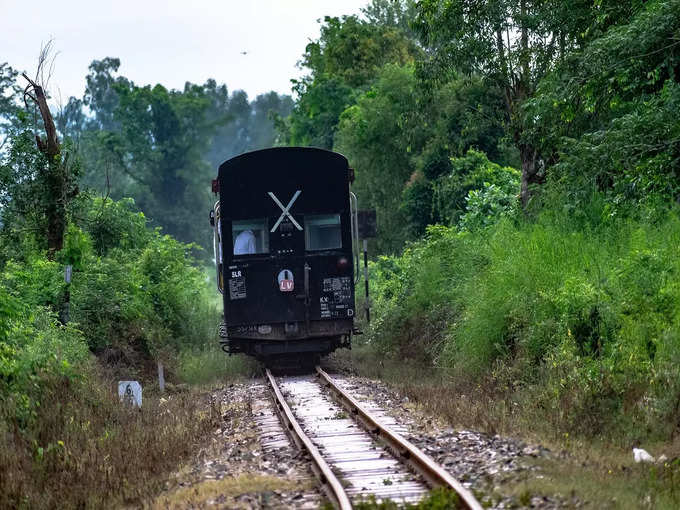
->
xmin=265 ymin=367 xmax=483 ymax=509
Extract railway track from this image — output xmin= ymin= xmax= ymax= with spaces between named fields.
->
xmin=265 ymin=367 xmax=483 ymax=509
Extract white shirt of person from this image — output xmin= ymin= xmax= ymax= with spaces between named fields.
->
xmin=234 ymin=229 xmax=256 ymax=255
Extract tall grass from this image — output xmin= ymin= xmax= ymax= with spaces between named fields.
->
xmin=0 ymin=365 xmax=214 ymax=509
xmin=177 ymin=347 xmax=259 ymax=385
xmin=447 ymin=212 xmax=680 ymax=371
xmin=366 ymin=206 xmax=680 ymax=441
xmin=0 ymin=197 xmax=258 ymax=508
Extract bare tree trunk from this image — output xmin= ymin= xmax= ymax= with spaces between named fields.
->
xmin=45 ymin=156 xmax=66 ymax=256
xmin=517 ymin=1 xmax=539 ymax=209
xmin=519 ymin=143 xmax=540 ymax=208
xmin=22 ymin=69 xmax=67 ymax=259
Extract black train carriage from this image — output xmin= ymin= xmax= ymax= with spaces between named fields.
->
xmin=212 ymin=147 xmax=358 ymax=364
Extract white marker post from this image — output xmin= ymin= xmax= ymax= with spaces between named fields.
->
xmin=157 ymin=362 xmax=165 ymax=393
xmin=61 ymin=264 xmax=72 ymax=324
xmin=118 ymin=381 xmax=142 ymax=407
xmin=363 ymin=239 xmax=370 ymax=323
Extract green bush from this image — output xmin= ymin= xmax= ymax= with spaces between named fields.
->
xmin=431 ymin=149 xmax=520 ymax=227
xmin=367 ymin=224 xmax=485 ymax=362
xmin=2 ymin=196 xmax=225 ymax=378
xmin=57 ymin=198 xmax=217 ymax=357
xmin=458 ymin=182 xmax=519 ymax=232
xmin=1 ymin=257 xmax=66 ymax=309
xmin=0 ymin=196 xmax=231 ymax=508
xmin=367 ymin=203 xmax=680 ymax=439
xmin=71 ymin=196 xmax=151 ymax=256
xmin=0 ymin=290 xmax=89 ymax=426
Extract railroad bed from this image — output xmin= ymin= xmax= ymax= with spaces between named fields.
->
xmin=264 ymin=367 xmax=482 ymax=509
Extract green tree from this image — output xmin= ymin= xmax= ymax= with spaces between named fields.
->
xmin=83 ymin=57 xmax=131 ymax=131
xmin=204 ymin=86 xmax=293 ymax=169
xmin=249 ymin=91 xmax=294 ymax=149
xmin=1 ymin=49 xmax=79 ymax=260
xmin=361 ymin=0 xmax=418 ymax=34
xmin=415 ymin=74 xmax=512 ymax=176
xmin=56 ymin=97 xmax=86 ymax=142
xmin=72 ymin=59 xmax=134 ymax=200
xmin=413 ymin=0 xmax=641 ymax=206
xmin=288 ymin=77 xmax=355 ymax=149
xmin=336 ymin=64 xmax=510 ymax=246
xmin=336 ymin=65 xmax=422 ymax=252
xmin=105 ymin=82 xmax=215 ymax=246
xmin=523 ymin=0 xmax=680 ymax=209
xmin=0 ymin=63 xmax=20 ymax=147
xmin=76 ymin=63 xmax=291 ymax=248
xmin=285 ymin=13 xmax=420 ymax=148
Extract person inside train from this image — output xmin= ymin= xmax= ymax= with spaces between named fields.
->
xmin=234 ymin=229 xmax=256 ymax=255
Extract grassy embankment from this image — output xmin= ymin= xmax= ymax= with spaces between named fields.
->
xmin=0 ymin=197 xmax=257 ymax=509
xmin=339 ymin=203 xmax=680 ymax=508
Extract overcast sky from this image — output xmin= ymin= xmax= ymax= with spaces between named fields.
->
xmin=1 ymin=0 xmax=368 ymax=103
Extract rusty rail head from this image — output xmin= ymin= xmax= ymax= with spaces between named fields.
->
xmin=265 ymin=369 xmax=352 ymax=510
xmin=315 ymin=367 xmax=484 ymax=510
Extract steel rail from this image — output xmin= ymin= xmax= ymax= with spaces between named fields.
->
xmin=316 ymin=367 xmax=484 ymax=510
xmin=265 ymin=369 xmax=352 ymax=510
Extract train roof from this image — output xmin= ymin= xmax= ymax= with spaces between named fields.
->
xmin=218 ymin=147 xmax=348 ymax=180
xmin=217 ymin=147 xmax=351 ymax=218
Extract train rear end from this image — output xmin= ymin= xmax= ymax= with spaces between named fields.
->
xmin=212 ymin=148 xmax=358 ymax=366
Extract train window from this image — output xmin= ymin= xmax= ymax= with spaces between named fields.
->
xmin=305 ymin=214 xmax=342 ymax=251
xmin=232 ymin=219 xmax=269 ymax=255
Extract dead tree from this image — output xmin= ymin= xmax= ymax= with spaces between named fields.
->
xmin=22 ymin=42 xmax=76 ymax=259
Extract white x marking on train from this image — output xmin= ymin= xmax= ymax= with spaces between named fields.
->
xmin=269 ymin=190 xmax=302 ymax=232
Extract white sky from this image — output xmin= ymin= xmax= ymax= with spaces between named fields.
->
xmin=0 ymin=0 xmax=368 ymax=103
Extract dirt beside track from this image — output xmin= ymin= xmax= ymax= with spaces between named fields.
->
xmin=328 ymin=375 xmax=582 ymax=509
xmin=152 ymin=382 xmax=320 ymax=509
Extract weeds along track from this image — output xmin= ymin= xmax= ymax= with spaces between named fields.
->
xmin=265 ymin=367 xmax=482 ymax=509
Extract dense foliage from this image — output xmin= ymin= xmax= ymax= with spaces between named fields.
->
xmin=1 ymin=0 xmax=679 ymax=504
xmin=368 ymin=206 xmax=680 ymax=439
xmin=524 ymin=0 xmax=680 ymax=210
xmin=0 ymin=195 xmax=215 ymax=418
xmin=58 ymin=58 xmax=293 ymax=250
xmin=0 ymin=195 xmax=221 ymax=507
xmin=281 ymin=11 xmax=421 ymax=149
xmin=335 ymin=64 xmax=512 ymax=251
xmin=332 ymin=0 xmax=680 ymax=443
